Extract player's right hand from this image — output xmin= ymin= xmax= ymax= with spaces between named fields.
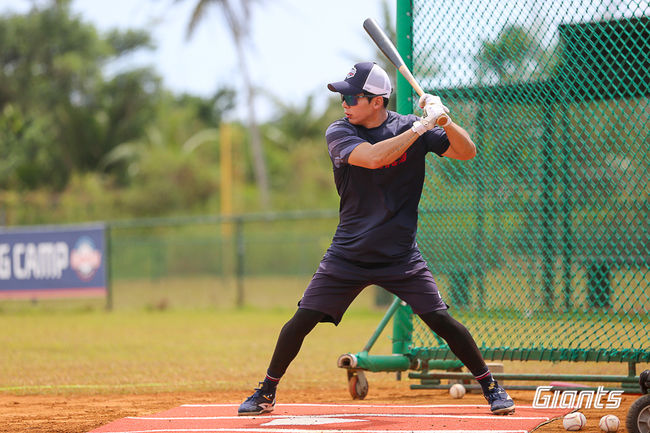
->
xmin=412 ymin=102 xmax=451 ymax=135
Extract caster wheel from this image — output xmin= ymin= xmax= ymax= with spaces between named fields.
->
xmin=347 ymin=370 xmax=368 ymax=400
xmin=626 ymin=394 xmax=650 ymax=433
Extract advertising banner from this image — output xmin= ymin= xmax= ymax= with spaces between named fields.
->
xmin=0 ymin=225 xmax=106 ymax=299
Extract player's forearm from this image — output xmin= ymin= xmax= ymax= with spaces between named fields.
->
xmin=371 ymin=130 xmax=420 ymax=166
xmin=348 ymin=129 xmax=419 ymax=169
xmin=443 ymin=122 xmax=477 ymax=160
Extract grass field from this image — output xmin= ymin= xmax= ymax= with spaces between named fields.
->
xmin=1 ymin=275 xmax=648 ymax=396
xmin=2 ymin=298 xmax=648 ymax=397
xmin=0 ymin=302 xmax=398 ymax=395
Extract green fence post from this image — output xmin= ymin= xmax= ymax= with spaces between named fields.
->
xmin=541 ymin=102 xmax=557 ymax=309
xmin=396 ymin=0 xmax=413 ymax=115
xmin=474 ymin=103 xmax=487 ymax=306
xmin=560 ymin=104 xmax=574 ymax=310
xmin=393 ymin=0 xmax=415 ymax=360
xmin=105 ymin=223 xmax=113 ymax=311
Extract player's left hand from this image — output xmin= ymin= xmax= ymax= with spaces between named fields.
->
xmin=418 ymin=93 xmax=443 ymax=109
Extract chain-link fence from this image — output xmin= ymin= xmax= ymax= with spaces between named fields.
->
xmin=105 ymin=211 xmax=339 ymax=310
xmin=399 ymin=0 xmax=649 ymax=364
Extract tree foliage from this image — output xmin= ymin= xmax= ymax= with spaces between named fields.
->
xmin=0 ymin=0 xmax=344 ymax=225
xmin=177 ymin=0 xmax=271 ymax=210
xmin=262 ymin=95 xmax=342 ymax=209
xmin=0 ymin=0 xmax=158 ymax=189
xmin=476 ymin=25 xmax=556 ymax=84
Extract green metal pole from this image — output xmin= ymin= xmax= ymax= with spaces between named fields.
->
xmin=408 ymin=371 xmax=641 ymax=383
xmin=394 ymin=0 xmax=414 ymax=354
xmin=392 ymin=302 xmax=413 ymax=355
xmin=396 ymin=0 xmax=414 ymax=115
xmin=353 ymin=352 xmax=412 ymax=372
xmin=362 ymin=296 xmax=402 ymax=352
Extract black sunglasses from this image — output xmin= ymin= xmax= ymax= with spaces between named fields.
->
xmin=341 ymin=93 xmax=377 ymax=106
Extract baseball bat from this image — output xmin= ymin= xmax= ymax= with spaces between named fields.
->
xmin=363 ymin=18 xmax=449 ymax=127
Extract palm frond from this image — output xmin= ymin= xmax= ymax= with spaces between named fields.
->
xmin=99 ymin=142 xmax=143 ymax=170
xmin=183 ymin=0 xmax=215 ymax=39
xmin=182 ymin=128 xmax=220 ymax=154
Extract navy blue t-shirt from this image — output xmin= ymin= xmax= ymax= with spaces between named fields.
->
xmin=324 ymin=111 xmax=450 ymax=263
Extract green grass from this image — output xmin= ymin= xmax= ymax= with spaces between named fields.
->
xmin=1 ymin=276 xmax=647 ymax=396
xmin=2 ymin=304 xmax=648 ymax=397
xmin=0 ymin=306 xmax=395 ymax=395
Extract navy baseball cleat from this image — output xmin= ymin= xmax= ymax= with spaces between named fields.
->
xmin=484 ymin=381 xmax=515 ymax=415
xmin=238 ymin=382 xmax=276 ymax=416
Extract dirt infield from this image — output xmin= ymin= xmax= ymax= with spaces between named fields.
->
xmin=0 ymin=382 xmax=638 ymax=433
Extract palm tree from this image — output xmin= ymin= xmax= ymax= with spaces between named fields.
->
xmin=178 ymin=0 xmax=270 ymax=210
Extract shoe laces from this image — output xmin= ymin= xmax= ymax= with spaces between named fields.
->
xmin=248 ymin=382 xmax=274 ymax=402
xmin=485 ymin=382 xmax=508 ymax=401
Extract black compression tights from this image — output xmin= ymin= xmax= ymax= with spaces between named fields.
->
xmin=267 ymin=308 xmax=327 ymax=378
xmin=266 ymin=308 xmax=487 ymax=380
xmin=418 ymin=309 xmax=487 ymax=376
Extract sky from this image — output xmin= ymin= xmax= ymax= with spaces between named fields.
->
xmin=1 ymin=0 xmax=396 ymax=120
xmin=5 ymin=0 xmax=645 ymax=120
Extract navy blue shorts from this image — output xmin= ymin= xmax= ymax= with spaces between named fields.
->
xmin=298 ymin=251 xmax=448 ymax=325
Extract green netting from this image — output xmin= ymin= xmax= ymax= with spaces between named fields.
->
xmin=402 ymin=0 xmax=649 ymax=363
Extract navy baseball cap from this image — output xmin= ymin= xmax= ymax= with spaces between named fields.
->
xmin=327 ymin=62 xmax=392 ymax=97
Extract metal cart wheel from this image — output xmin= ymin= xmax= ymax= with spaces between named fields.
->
xmin=347 ymin=370 xmax=369 ymax=400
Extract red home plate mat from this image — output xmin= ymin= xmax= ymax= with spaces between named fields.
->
xmin=88 ymin=403 xmax=571 ymax=433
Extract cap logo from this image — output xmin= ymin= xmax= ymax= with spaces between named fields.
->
xmin=346 ymin=66 xmax=357 ymax=79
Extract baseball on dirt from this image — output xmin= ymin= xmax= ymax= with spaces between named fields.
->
xmin=598 ymin=414 xmax=619 ymax=432
xmin=563 ymin=412 xmax=587 ymax=431
xmin=449 ymin=383 xmax=466 ymax=399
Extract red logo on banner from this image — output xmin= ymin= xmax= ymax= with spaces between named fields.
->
xmin=70 ymin=236 xmax=102 ymax=281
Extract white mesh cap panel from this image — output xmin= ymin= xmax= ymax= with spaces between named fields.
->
xmin=362 ymin=64 xmax=392 ymax=97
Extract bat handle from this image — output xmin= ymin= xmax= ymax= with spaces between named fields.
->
xmin=412 ymin=88 xmax=450 ymax=126
xmin=436 ymin=115 xmax=450 ymax=127
xmin=401 ymin=67 xmax=450 ymax=127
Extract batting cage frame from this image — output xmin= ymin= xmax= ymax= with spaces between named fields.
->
xmin=338 ymin=0 xmax=649 ymax=398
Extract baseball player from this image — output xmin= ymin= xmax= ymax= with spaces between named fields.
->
xmin=238 ymin=62 xmax=515 ymax=416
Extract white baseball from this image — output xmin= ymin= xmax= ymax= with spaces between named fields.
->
xmin=449 ymin=383 xmax=466 ymax=399
xmin=563 ymin=412 xmax=587 ymax=431
xmin=599 ymin=414 xmax=619 ymax=432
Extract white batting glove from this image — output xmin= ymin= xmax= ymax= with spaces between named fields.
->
xmin=412 ymin=102 xmax=451 ymax=135
xmin=418 ymin=93 xmax=442 ymax=108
